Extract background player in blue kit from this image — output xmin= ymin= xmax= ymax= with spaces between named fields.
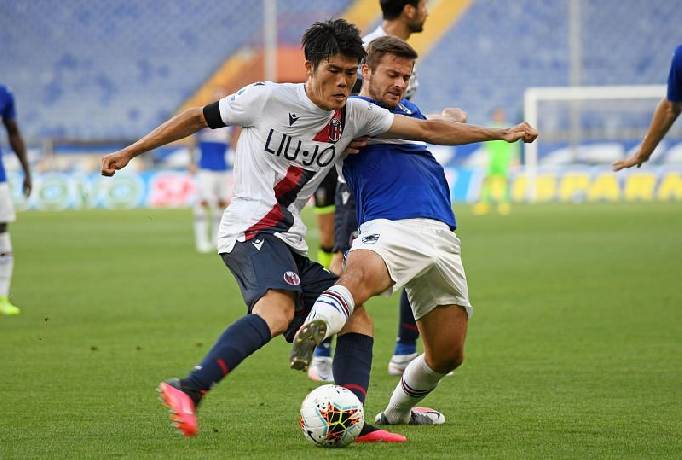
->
xmin=613 ymin=44 xmax=682 ymax=171
xmin=291 ymin=35 xmax=538 ymax=426
xmin=0 ymin=84 xmax=32 ymax=316
xmin=190 ymin=122 xmax=233 ymax=253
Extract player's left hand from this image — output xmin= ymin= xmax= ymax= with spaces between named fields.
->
xmin=345 ymin=136 xmax=369 ymax=155
xmin=22 ymin=175 xmax=32 ymax=197
xmin=612 ymin=152 xmax=643 ymax=171
xmin=503 ymin=122 xmax=538 ymax=143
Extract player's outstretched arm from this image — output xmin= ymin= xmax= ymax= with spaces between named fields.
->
xmin=612 ymin=98 xmax=681 ymax=171
xmin=383 ymin=114 xmax=537 ymax=146
xmin=101 ymin=107 xmax=208 ymax=176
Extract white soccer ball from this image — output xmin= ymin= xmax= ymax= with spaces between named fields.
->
xmin=299 ymin=384 xmax=364 ymax=448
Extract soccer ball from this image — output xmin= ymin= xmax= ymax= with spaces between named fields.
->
xmin=299 ymin=384 xmax=364 ymax=448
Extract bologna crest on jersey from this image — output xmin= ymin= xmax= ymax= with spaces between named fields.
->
xmin=313 ymin=108 xmax=346 ymax=144
xmin=283 ymin=271 xmax=301 ymax=286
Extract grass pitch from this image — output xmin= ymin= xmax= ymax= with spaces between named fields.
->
xmin=1 ymin=203 xmax=681 ymax=458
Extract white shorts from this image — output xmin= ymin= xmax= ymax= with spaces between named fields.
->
xmin=0 ymin=183 xmax=16 ymax=223
xmin=195 ymin=170 xmax=231 ymax=207
xmin=350 ymin=218 xmax=472 ymax=320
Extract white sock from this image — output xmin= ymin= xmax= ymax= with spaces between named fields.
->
xmin=194 ymin=207 xmax=210 ymax=250
xmin=0 ymin=232 xmax=13 ymax=297
xmin=212 ymin=208 xmax=223 ymax=248
xmin=304 ymin=284 xmax=355 ymax=338
xmin=384 ymin=354 xmax=446 ymax=423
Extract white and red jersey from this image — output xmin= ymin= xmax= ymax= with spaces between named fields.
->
xmin=212 ymin=82 xmax=394 ymax=255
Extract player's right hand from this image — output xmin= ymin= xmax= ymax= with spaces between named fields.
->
xmin=101 ymin=150 xmax=133 ymax=176
xmin=503 ymin=122 xmax=538 ymax=144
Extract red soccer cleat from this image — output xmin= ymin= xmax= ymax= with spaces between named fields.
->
xmin=158 ymin=380 xmax=198 ymax=437
xmin=355 ymin=423 xmax=407 ymax=443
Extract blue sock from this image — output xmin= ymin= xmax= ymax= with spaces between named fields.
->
xmin=183 ymin=314 xmax=271 ymax=391
xmin=313 ymin=337 xmax=333 ymax=357
xmin=393 ymin=290 xmax=419 ymax=356
xmin=332 ymin=333 xmax=373 ymax=404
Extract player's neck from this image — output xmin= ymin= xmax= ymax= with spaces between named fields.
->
xmin=382 ymin=20 xmax=411 ymax=41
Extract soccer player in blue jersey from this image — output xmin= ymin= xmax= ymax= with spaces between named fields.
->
xmin=309 ymin=0 xmax=431 ymax=382
xmin=291 ymin=35 xmax=538 ymax=426
xmin=0 ymin=84 xmax=32 ymax=316
xmin=613 ymin=44 xmax=682 ymax=171
xmin=190 ymin=124 xmax=233 ymax=253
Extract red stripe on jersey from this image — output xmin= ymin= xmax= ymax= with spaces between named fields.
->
xmin=244 ymin=166 xmax=306 ymax=240
xmin=313 ymin=108 xmax=346 ymax=143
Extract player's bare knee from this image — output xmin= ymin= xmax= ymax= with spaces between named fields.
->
xmin=429 ymin=347 xmax=464 ymax=374
xmin=252 ymin=291 xmax=295 ymax=337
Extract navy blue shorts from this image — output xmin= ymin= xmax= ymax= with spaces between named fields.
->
xmin=334 ymin=181 xmax=359 ymax=252
xmin=221 ymin=233 xmax=338 ymax=342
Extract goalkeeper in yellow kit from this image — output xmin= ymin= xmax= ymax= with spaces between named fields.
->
xmin=473 ymin=108 xmax=518 ymax=215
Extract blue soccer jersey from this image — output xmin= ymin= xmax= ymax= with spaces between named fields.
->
xmin=197 ymin=127 xmax=230 ymax=171
xmin=342 ymin=96 xmax=456 ymax=230
xmin=0 ymin=85 xmax=17 ymax=183
xmin=667 ymin=45 xmax=682 ymax=103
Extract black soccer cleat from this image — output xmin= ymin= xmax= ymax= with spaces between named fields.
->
xmin=289 ymin=320 xmax=327 ymax=371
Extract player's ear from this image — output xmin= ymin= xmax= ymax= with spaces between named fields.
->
xmin=404 ymin=3 xmax=416 ymax=20
xmin=361 ymin=63 xmax=370 ymax=80
xmin=304 ymin=60 xmax=314 ymax=79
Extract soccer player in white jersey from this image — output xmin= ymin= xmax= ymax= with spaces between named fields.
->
xmin=290 ymin=35 xmax=538 ymax=427
xmin=101 ymin=19 xmax=536 ymax=440
xmin=190 ymin=125 xmax=233 ymax=253
xmin=0 ymin=84 xmax=32 ymax=316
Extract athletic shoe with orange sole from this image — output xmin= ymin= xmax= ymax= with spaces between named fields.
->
xmin=158 ymin=379 xmax=199 ymax=437
xmin=355 ymin=423 xmax=407 ymax=443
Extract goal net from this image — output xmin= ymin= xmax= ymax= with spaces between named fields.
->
xmin=520 ymin=85 xmax=682 ymax=202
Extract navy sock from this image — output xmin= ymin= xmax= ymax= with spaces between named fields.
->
xmin=183 ymin=314 xmax=271 ymax=392
xmin=313 ymin=337 xmax=333 ymax=357
xmin=394 ymin=290 xmax=419 ymax=355
xmin=332 ymin=333 xmax=373 ymax=404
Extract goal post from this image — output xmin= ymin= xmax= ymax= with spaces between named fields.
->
xmin=522 ymin=85 xmax=672 ymax=202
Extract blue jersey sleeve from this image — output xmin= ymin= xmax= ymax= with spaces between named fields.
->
xmin=667 ymin=45 xmax=682 ymax=102
xmin=0 ymin=87 xmax=16 ymax=120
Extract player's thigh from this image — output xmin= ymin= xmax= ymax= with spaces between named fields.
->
xmin=221 ymin=234 xmax=301 ymax=336
xmin=341 ymin=249 xmax=393 ymax=304
xmin=215 ymin=171 xmax=231 ymax=208
xmin=195 ymin=170 xmax=216 ymax=206
xmin=417 ymin=304 xmax=468 ymax=373
xmin=0 ymin=184 xmax=16 ymax=224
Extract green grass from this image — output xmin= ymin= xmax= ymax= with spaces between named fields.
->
xmin=1 ymin=203 xmax=681 ymax=458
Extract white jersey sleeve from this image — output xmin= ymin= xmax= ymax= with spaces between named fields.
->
xmin=217 ymin=82 xmax=271 ymax=128
xmin=347 ymin=98 xmax=394 ymax=138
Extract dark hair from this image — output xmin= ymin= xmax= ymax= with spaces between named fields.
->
xmin=365 ymin=35 xmax=418 ymax=69
xmin=301 ymin=19 xmax=366 ymax=69
xmin=380 ymin=0 xmax=420 ymax=20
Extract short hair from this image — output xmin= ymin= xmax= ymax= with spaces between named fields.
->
xmin=301 ymin=19 xmax=366 ymax=69
xmin=380 ymin=0 xmax=420 ymax=20
xmin=365 ymin=35 xmax=418 ymax=70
